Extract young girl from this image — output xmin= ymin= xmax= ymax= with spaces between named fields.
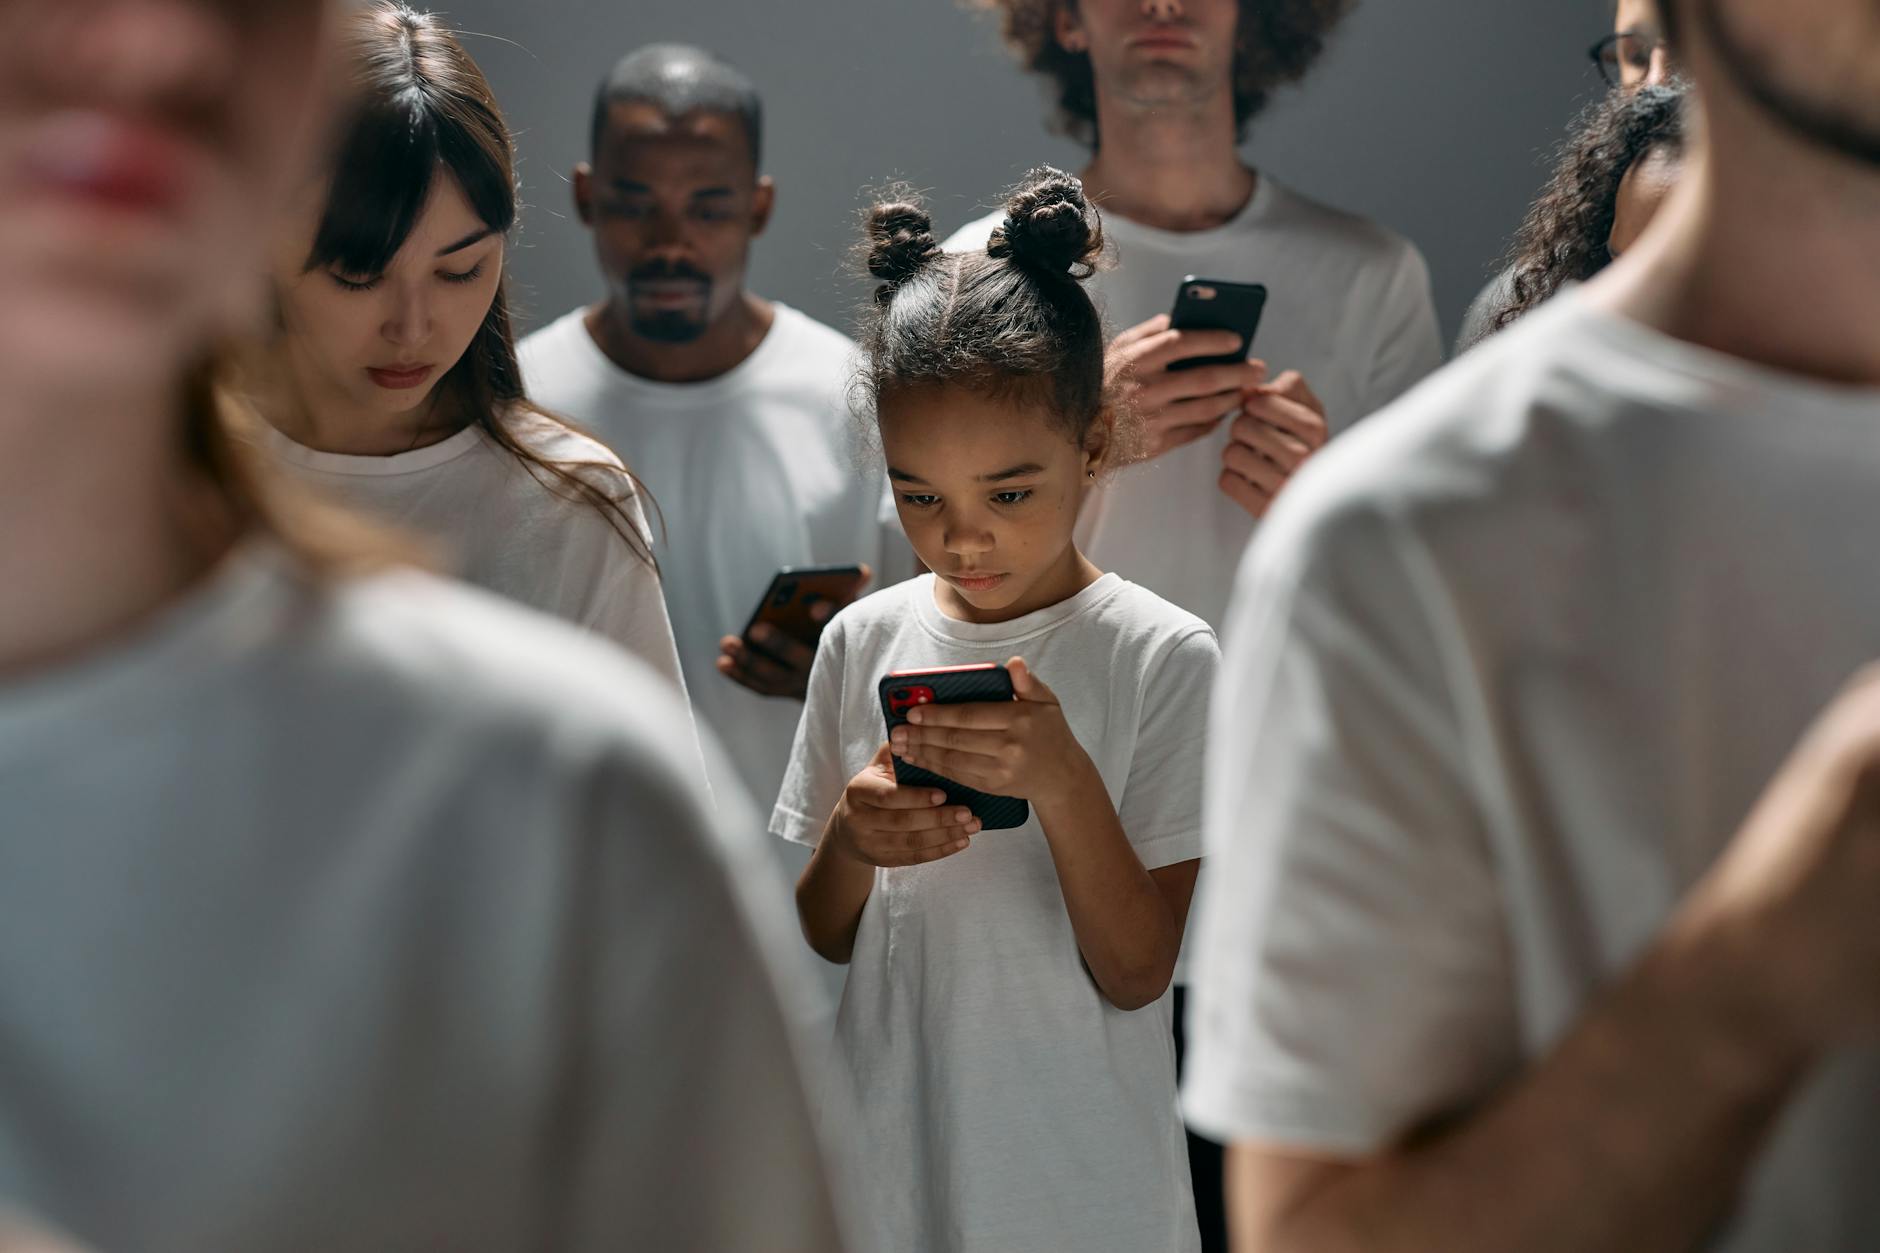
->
xmin=773 ymin=169 xmax=1215 ymax=1252
xmin=239 ymin=2 xmax=686 ymax=695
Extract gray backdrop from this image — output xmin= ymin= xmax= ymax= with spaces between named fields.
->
xmin=446 ymin=0 xmax=1610 ymax=351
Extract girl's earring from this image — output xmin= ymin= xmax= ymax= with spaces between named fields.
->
xmin=1087 ymin=469 xmax=1097 ymax=479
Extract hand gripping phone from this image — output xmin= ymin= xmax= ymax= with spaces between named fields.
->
xmin=741 ymin=565 xmax=868 ymax=655
xmin=1168 ymin=276 xmax=1268 ymax=371
xmin=878 ymin=663 xmax=1031 ymax=830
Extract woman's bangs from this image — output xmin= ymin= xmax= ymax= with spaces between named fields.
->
xmin=305 ymin=93 xmax=440 ymax=278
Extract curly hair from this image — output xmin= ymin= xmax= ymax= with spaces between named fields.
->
xmin=1493 ymin=81 xmax=1688 ymax=333
xmin=968 ymin=0 xmax=1353 ymax=145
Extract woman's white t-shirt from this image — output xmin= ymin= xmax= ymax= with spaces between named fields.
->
xmin=0 ymin=546 xmax=846 ymax=1252
xmin=256 ymin=411 xmax=687 ymax=699
xmin=772 ymin=573 xmax=1216 ymax=1253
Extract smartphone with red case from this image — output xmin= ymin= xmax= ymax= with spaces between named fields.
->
xmin=1168 ymin=275 xmax=1267 ymax=370
xmin=742 ymin=565 xmax=868 ymax=658
xmin=878 ymin=663 xmax=1030 ymax=830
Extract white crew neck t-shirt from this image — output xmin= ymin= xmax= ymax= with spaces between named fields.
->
xmin=255 ymin=411 xmax=686 ymax=699
xmin=946 ymin=174 xmax=1443 ymax=632
xmin=773 ymin=573 xmax=1217 ymax=1253
xmin=520 ymin=302 xmax=907 ymax=827
xmin=0 ymin=547 xmax=848 ymax=1253
xmin=1181 ymin=291 xmax=1880 ymax=1250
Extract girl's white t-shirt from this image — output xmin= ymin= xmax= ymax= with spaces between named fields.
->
xmin=256 ymin=411 xmax=688 ymax=701
xmin=772 ymin=573 xmax=1216 ymax=1253
xmin=0 ymin=546 xmax=847 ymax=1252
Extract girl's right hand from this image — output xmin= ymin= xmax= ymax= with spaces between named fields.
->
xmin=832 ymin=746 xmax=980 ymax=868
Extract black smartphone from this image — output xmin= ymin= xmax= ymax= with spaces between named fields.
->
xmin=1168 ymin=276 xmax=1268 ymax=371
xmin=878 ymin=663 xmax=1030 ymax=830
xmin=742 ymin=565 xmax=868 ymax=655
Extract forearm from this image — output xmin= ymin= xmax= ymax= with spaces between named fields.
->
xmin=1253 ymin=904 xmax=1812 ymax=1253
xmin=1036 ymin=760 xmax=1184 ymax=1011
xmin=793 ymin=818 xmax=877 ymax=964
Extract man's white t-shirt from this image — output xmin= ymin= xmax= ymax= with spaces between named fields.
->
xmin=520 ymin=303 xmax=906 ymax=825
xmin=255 ymin=411 xmax=687 ymax=698
xmin=772 ymin=573 xmax=1216 ymax=1253
xmin=1181 ymin=291 xmax=1880 ymax=1249
xmin=0 ymin=547 xmax=848 ymax=1252
xmin=945 ymin=174 xmax=1444 ymax=632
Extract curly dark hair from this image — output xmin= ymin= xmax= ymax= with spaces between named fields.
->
xmin=1493 ymin=81 xmax=1689 ymax=334
xmin=968 ymin=0 xmax=1353 ymax=145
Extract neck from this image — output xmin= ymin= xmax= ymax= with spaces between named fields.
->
xmin=1592 ymin=101 xmax=1880 ymax=385
xmin=257 ymin=342 xmax=464 ymax=457
xmin=0 ymin=372 xmax=237 ymax=681
xmin=587 ymin=290 xmax=774 ymax=385
xmin=1080 ymin=83 xmax=1255 ymax=231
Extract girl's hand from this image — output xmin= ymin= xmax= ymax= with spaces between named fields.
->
xmin=832 ymin=745 xmax=979 ymax=868
xmin=888 ymin=658 xmax=1093 ymax=807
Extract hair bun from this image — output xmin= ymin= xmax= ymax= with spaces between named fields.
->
xmin=990 ymin=166 xmax=1100 ymax=279
xmin=865 ymin=200 xmax=941 ymax=298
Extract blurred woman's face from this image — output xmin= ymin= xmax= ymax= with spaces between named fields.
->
xmin=0 ymin=0 xmax=330 ymax=394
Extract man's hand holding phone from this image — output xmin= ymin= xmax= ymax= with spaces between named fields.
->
xmin=1219 ymin=368 xmax=1329 ymax=519
xmin=887 ymin=658 xmax=1095 ymax=808
xmin=718 ymin=563 xmax=872 ymax=700
xmin=1111 ymin=313 xmax=1269 ymax=461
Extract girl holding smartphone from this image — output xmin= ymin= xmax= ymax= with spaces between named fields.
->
xmin=774 ymin=168 xmax=1217 ymax=1253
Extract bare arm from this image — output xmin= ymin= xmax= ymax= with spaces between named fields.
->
xmin=1227 ymin=903 xmax=1806 ymax=1253
xmin=1033 ymin=763 xmax=1198 ymax=1010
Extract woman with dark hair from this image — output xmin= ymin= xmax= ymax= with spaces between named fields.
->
xmin=1465 ymin=81 xmax=1689 ymax=345
xmin=0 ymin=2 xmax=844 ymax=1249
xmin=240 ymin=2 xmax=688 ymax=697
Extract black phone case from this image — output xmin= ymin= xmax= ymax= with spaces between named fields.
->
xmin=741 ymin=565 xmax=866 ymax=649
xmin=878 ymin=669 xmax=1031 ymax=831
xmin=1168 ymin=277 xmax=1268 ymax=371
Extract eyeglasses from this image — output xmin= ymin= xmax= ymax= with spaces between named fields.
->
xmin=1588 ymin=29 xmax=1664 ymax=90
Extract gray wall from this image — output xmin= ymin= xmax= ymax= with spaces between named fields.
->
xmin=449 ymin=0 xmax=1610 ymax=350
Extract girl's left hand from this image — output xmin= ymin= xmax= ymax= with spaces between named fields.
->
xmin=888 ymin=657 xmax=1092 ymax=806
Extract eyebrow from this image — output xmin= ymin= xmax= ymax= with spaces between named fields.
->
xmin=888 ymin=463 xmax=1046 ymax=485
xmin=435 ymin=228 xmax=498 ymax=258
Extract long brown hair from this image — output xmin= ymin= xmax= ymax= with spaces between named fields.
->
xmin=300 ymin=2 xmax=657 ymax=568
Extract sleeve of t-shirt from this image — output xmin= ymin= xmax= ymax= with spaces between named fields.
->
xmin=1180 ymin=502 xmax=1517 ymax=1156
xmin=1360 ymin=243 xmax=1446 ymax=418
xmin=1115 ymin=625 xmax=1219 ymax=870
xmin=555 ymin=687 xmax=854 ymax=1251
xmin=769 ymin=617 xmax=852 ymax=847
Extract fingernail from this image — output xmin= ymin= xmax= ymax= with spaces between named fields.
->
xmin=954 ymin=809 xmax=972 ymax=824
xmin=966 ymin=823 xmax=981 ymax=835
xmin=930 ymin=791 xmax=946 ymax=805
xmin=907 ymin=707 xmax=924 ymax=724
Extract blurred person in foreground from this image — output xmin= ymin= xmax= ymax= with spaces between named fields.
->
xmin=1184 ymin=0 xmax=1880 ymax=1246
xmin=0 ymin=2 xmax=846 ymax=1250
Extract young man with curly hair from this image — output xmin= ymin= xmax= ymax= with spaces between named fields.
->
xmin=1185 ymin=0 xmax=1880 ymax=1244
xmin=947 ymin=2 xmax=1442 ymax=1246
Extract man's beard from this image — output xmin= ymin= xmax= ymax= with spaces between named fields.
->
xmin=1701 ymin=0 xmax=1880 ymax=169
xmin=625 ymin=263 xmax=713 ymax=344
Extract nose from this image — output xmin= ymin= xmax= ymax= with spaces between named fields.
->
xmin=1644 ymin=45 xmax=1673 ymax=87
xmin=1141 ymin=0 xmax=1184 ymax=19
xmin=381 ymin=284 xmax=433 ymax=351
xmin=943 ymin=515 xmax=996 ymax=559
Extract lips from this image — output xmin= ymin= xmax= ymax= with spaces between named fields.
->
xmin=366 ymin=364 xmax=435 ymax=390
xmin=949 ymin=572 xmax=1008 ymax=593
xmin=19 ymin=110 xmax=209 ymax=218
